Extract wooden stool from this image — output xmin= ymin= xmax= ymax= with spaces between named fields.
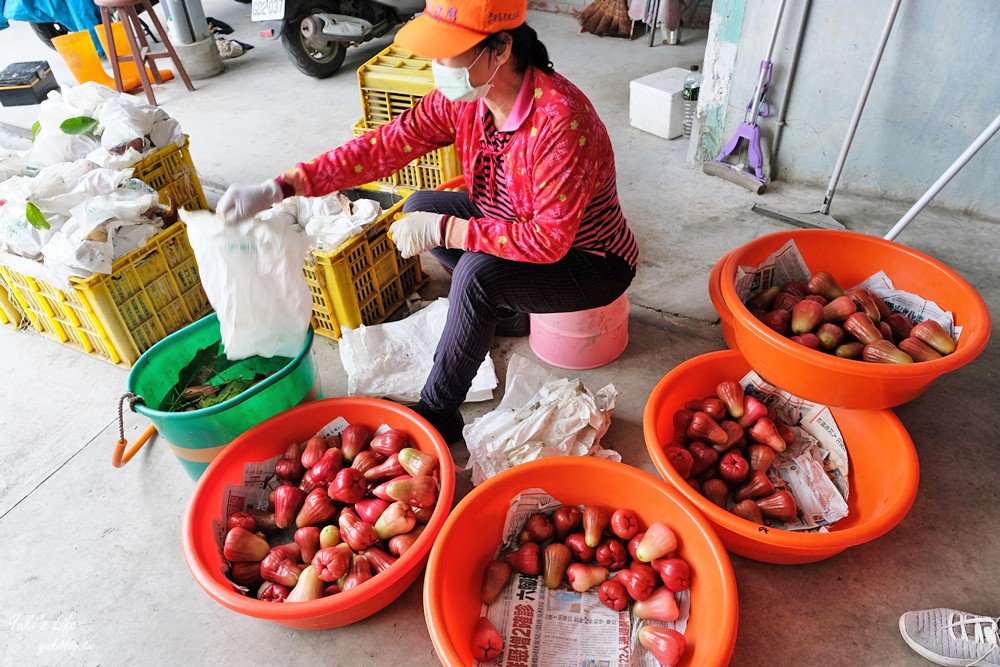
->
xmin=95 ymin=0 xmax=194 ymax=105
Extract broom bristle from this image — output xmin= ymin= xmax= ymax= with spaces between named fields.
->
xmin=578 ymin=0 xmax=632 ymax=38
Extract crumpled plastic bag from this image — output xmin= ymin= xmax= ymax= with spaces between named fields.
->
xmin=0 ymin=160 xmax=97 ymax=259
xmin=0 ymin=161 xmax=145 ymax=262
xmin=184 ymin=208 xmax=314 ymax=360
xmin=298 ymin=194 xmax=381 ymax=251
xmin=23 ymin=83 xmax=184 ymax=169
xmin=0 ymin=148 xmax=29 ymax=181
xmin=41 ymin=179 xmax=161 ymax=285
xmin=61 ymin=81 xmax=120 ymax=113
xmin=24 ymin=88 xmax=106 ymax=167
xmin=464 ymin=354 xmax=621 ymax=486
xmin=256 ymin=192 xmax=382 ymax=251
xmin=88 ymin=104 xmax=183 ymax=169
xmin=338 ymin=297 xmax=497 ymax=403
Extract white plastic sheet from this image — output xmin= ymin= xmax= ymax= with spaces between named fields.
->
xmin=338 ymin=297 xmax=498 ymax=403
xmin=464 ymin=354 xmax=620 ymax=486
xmin=184 ymin=208 xmax=314 ymax=360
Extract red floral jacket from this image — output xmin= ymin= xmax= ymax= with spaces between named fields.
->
xmin=278 ymin=67 xmax=636 ymax=266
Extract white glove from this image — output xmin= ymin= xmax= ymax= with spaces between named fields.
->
xmin=216 ymin=180 xmax=283 ymax=225
xmin=389 ymin=212 xmax=444 ymax=258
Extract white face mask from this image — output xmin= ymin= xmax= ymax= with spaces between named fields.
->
xmin=432 ymin=49 xmax=500 ymax=103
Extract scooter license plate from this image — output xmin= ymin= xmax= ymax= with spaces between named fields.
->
xmin=251 ymin=0 xmax=285 ymax=21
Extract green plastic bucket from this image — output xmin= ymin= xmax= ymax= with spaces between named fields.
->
xmin=128 ymin=313 xmax=321 ymax=479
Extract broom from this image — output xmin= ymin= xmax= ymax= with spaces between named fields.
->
xmin=578 ymin=0 xmax=632 ymax=38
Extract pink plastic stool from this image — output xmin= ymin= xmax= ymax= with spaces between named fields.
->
xmin=528 ymin=293 xmax=630 ymax=370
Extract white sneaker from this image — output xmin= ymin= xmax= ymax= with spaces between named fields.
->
xmin=899 ymin=608 xmax=1000 ymax=666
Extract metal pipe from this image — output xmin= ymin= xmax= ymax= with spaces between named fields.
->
xmin=883 ymin=111 xmax=1000 ymax=242
xmin=768 ymin=0 xmax=811 ymax=180
xmin=185 ymin=0 xmax=212 ymax=42
xmin=820 ymin=0 xmax=902 ymax=215
xmin=747 ymin=0 xmax=789 ymax=123
xmin=163 ymin=0 xmax=194 ymax=44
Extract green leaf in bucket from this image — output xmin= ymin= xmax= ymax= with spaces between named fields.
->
xmin=59 ymin=116 xmax=99 ymax=136
xmin=164 ymin=342 xmax=220 ymax=411
xmin=31 ymin=121 xmax=41 ymax=141
xmin=25 ymin=203 xmax=50 ymax=230
xmin=198 ymin=378 xmax=258 ymax=408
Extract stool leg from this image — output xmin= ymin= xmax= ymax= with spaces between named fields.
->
xmin=139 ymin=0 xmax=195 ymax=92
xmin=128 ymin=10 xmax=163 ymax=84
xmin=101 ymin=7 xmax=125 ymax=93
xmin=648 ymin=0 xmax=661 ymax=47
xmin=121 ymin=8 xmax=156 ymax=105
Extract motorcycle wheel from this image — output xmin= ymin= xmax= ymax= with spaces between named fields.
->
xmin=281 ymin=7 xmax=347 ymax=79
xmin=30 ymin=22 xmax=70 ymax=50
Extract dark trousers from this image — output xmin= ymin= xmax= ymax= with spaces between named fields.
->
xmin=403 ymin=190 xmax=635 ymax=416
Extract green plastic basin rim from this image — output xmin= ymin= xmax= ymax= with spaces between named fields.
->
xmin=130 ymin=314 xmax=315 ymax=422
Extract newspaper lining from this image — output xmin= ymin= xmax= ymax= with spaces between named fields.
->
xmin=734 ymin=239 xmax=960 ymax=338
xmin=479 ymin=489 xmax=690 ymax=667
xmin=739 ymin=371 xmax=849 ymax=531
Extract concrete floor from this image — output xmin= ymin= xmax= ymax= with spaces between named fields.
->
xmin=1 ymin=3 xmax=998 ymax=665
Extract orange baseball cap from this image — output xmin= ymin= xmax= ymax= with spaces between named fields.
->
xmin=394 ymin=0 xmax=528 ymax=59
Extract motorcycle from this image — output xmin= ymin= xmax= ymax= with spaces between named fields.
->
xmin=252 ymin=0 xmax=423 ymax=78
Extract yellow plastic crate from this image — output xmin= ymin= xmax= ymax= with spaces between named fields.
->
xmin=132 ymin=136 xmax=208 ymax=211
xmin=303 ymin=187 xmax=426 ymax=340
xmin=357 ymin=45 xmax=435 ymax=127
xmin=0 ymin=222 xmax=211 ymax=367
xmin=352 ymin=119 xmax=462 ymax=191
xmin=0 ymin=274 xmax=24 ymax=329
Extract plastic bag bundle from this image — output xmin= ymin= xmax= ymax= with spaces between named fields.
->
xmin=41 ymin=179 xmax=162 ymax=284
xmin=22 ymin=83 xmax=184 ymax=169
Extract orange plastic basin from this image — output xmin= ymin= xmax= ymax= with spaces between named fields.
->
xmin=424 ymin=457 xmax=738 ymax=667
xmin=719 ymin=229 xmax=991 ymax=409
xmin=643 ymin=350 xmax=920 ymax=564
xmin=183 ymin=397 xmax=455 ymax=630
xmin=708 ymin=249 xmax=737 ymax=348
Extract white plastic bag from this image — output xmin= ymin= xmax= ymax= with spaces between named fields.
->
xmin=299 ymin=194 xmax=381 ymax=251
xmin=183 ymin=208 xmax=314 ymax=360
xmin=338 ymin=297 xmax=498 ymax=403
xmin=0 ymin=160 xmax=96 ymax=259
xmin=41 ymin=180 xmax=161 ymax=284
xmin=0 ymin=148 xmax=29 ymax=181
xmin=464 ymin=354 xmax=621 ymax=486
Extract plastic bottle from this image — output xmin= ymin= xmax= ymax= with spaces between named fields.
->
xmin=682 ymin=65 xmax=702 ymax=138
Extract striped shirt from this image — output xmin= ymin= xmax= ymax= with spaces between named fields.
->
xmin=472 ymin=112 xmax=637 ymax=266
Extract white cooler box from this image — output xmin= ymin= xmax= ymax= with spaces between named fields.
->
xmin=629 ymin=67 xmax=690 ymax=139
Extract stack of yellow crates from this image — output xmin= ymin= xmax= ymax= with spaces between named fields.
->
xmin=303 ymin=187 xmax=426 ymax=340
xmin=0 ymin=137 xmax=212 ymax=367
xmin=353 ymin=45 xmax=462 ymax=191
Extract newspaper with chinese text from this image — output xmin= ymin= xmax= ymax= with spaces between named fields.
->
xmin=479 ymin=489 xmax=690 ymax=667
xmin=738 ymin=371 xmax=849 ymax=531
